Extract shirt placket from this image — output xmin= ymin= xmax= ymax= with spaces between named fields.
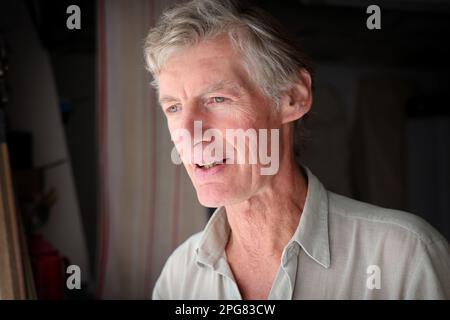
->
xmin=215 ymin=255 xmax=243 ymax=299
xmin=268 ymin=243 xmax=300 ymax=300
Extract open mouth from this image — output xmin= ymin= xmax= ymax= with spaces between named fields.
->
xmin=195 ymin=159 xmax=227 ymax=169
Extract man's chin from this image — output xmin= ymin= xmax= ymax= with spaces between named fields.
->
xmin=195 ymin=185 xmax=230 ymax=208
xmin=197 ymin=193 xmax=225 ymax=208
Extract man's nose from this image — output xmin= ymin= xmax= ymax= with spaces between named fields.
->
xmin=171 ymin=103 xmax=215 ymax=147
xmin=178 ymin=105 xmax=212 ymax=142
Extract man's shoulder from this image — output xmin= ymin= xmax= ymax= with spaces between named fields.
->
xmin=327 ymin=191 xmax=449 ymax=299
xmin=152 ymin=232 xmax=204 ymax=299
xmin=328 ymin=191 xmax=447 ymax=246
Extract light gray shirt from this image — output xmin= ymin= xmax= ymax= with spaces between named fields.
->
xmin=153 ymin=168 xmax=450 ymax=299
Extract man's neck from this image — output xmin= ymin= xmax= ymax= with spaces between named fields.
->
xmin=224 ymin=161 xmax=308 ymax=258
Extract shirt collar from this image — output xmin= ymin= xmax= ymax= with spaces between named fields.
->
xmin=195 ymin=206 xmax=230 ymax=268
xmin=291 ymin=167 xmax=331 ymax=268
xmin=195 ymin=166 xmax=331 ymax=269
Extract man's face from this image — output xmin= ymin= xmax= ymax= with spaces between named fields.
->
xmin=158 ymin=35 xmax=283 ymax=207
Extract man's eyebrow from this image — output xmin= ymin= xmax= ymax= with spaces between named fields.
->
xmin=158 ymin=80 xmax=243 ymax=105
xmin=200 ymin=80 xmax=243 ymax=96
xmin=159 ymin=95 xmax=178 ymax=105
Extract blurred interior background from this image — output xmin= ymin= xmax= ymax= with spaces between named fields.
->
xmin=0 ymin=0 xmax=449 ymax=299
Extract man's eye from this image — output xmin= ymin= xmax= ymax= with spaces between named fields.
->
xmin=213 ymin=97 xmax=225 ymax=103
xmin=207 ymin=97 xmax=227 ymax=105
xmin=166 ymin=105 xmax=180 ymax=113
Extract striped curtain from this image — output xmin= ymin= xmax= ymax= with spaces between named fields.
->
xmin=96 ymin=0 xmax=207 ymax=299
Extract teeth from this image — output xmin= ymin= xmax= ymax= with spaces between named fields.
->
xmin=198 ymin=159 xmax=226 ymax=169
xmin=199 ymin=161 xmax=223 ymax=169
xmin=203 ymin=162 xmax=217 ymax=169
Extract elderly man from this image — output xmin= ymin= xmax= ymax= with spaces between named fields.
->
xmin=145 ymin=0 xmax=449 ymax=299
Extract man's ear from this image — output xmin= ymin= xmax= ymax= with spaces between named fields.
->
xmin=280 ymin=69 xmax=312 ymax=124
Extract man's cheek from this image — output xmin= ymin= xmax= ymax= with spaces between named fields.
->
xmin=168 ymin=127 xmax=194 ymax=164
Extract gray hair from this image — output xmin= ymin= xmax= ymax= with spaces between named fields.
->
xmin=144 ymin=0 xmax=314 ymax=108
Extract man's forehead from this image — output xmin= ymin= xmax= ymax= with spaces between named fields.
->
xmin=157 ymin=37 xmax=249 ymax=102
